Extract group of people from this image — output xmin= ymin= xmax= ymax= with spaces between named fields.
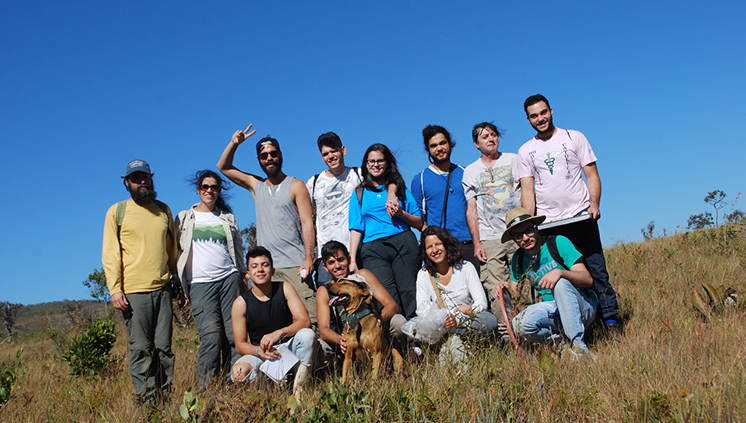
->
xmin=102 ymin=94 xmax=622 ymax=403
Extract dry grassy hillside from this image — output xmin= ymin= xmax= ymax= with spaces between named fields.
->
xmin=1 ymin=224 xmax=745 ymax=422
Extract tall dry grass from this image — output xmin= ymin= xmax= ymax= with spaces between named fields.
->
xmin=1 ymin=224 xmax=745 ymax=422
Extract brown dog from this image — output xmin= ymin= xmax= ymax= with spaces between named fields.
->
xmin=327 ymin=277 xmax=403 ymax=384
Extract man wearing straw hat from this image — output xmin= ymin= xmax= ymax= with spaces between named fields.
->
xmin=495 ymin=207 xmax=598 ymax=359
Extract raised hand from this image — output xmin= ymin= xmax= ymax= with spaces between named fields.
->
xmin=232 ymin=124 xmax=257 ymax=145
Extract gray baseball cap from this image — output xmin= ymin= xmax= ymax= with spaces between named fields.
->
xmin=122 ymin=159 xmax=152 ymax=178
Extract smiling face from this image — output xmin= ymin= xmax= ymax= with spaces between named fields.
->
xmin=526 ymin=101 xmax=554 ymax=137
xmin=366 ymin=150 xmax=387 ymax=182
xmin=427 ymin=133 xmax=451 ymax=165
xmin=323 ymin=249 xmax=351 ymax=281
xmin=247 ymin=255 xmax=274 ymax=286
xmin=320 ymin=145 xmax=346 ymax=173
xmin=474 ymin=127 xmax=500 ymax=157
xmin=198 ymin=176 xmax=221 ymax=210
xmin=424 ymin=234 xmax=447 ymax=268
xmin=257 ymin=145 xmax=283 ymax=177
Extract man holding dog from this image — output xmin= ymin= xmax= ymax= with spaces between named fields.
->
xmin=230 ymin=246 xmax=315 ymax=397
xmin=462 ymin=122 xmax=521 ymax=336
xmin=306 ymin=132 xmax=363 ymax=286
xmin=411 ymin=125 xmax=480 ymax=274
xmin=218 ymin=125 xmax=318 ymax=324
xmin=519 ymin=94 xmax=621 ymax=334
xmin=315 ymin=240 xmax=407 ymax=362
xmin=495 ymin=208 xmax=598 ymax=359
xmin=102 ymin=159 xmax=178 ymax=404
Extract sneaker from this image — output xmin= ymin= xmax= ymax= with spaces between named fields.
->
xmin=605 ymin=318 xmax=624 ymax=340
xmin=561 ymin=345 xmax=598 ymax=362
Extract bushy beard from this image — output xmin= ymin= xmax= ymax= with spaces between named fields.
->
xmin=260 ymin=156 xmax=283 ymax=178
xmin=130 ymin=184 xmax=157 ymax=205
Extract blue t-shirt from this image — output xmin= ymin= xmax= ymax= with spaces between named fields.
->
xmin=349 ymin=186 xmax=422 ymax=243
xmin=411 ymin=165 xmax=471 ymax=242
xmin=509 ymin=235 xmax=596 ymax=302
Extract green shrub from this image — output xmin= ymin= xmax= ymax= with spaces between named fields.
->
xmin=0 ymin=348 xmax=24 ymax=408
xmin=63 ymin=317 xmax=116 ymax=379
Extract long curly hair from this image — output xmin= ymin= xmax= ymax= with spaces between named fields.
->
xmin=359 ymin=143 xmax=406 ymax=203
xmin=419 ymin=226 xmax=464 ymax=275
xmin=191 ymin=169 xmax=233 ymax=213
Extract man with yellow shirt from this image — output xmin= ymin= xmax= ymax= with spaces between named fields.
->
xmin=102 ymin=159 xmax=178 ymax=404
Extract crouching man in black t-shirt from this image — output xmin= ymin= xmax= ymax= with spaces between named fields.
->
xmin=230 ymin=246 xmax=316 ymax=397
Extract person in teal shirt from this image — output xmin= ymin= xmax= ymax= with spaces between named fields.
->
xmin=495 ymin=208 xmax=598 ymax=359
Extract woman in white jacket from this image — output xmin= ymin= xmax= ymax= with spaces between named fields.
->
xmin=175 ymin=170 xmax=247 ymax=389
xmin=416 ymin=226 xmax=497 ymax=366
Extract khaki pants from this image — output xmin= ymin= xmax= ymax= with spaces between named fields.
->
xmin=273 ymin=267 xmax=317 ymax=325
xmin=480 ymin=238 xmax=517 ymax=335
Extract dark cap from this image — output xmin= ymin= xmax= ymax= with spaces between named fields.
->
xmin=255 ymin=135 xmax=280 ymax=155
xmin=122 ymin=159 xmax=152 ymax=178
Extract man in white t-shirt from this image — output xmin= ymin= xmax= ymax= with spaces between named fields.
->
xmin=518 ymin=94 xmax=621 ymax=335
xmin=462 ymin=122 xmax=521 ymax=336
xmin=306 ymin=132 xmax=363 ymax=286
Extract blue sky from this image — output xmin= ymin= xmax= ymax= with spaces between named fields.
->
xmin=1 ymin=1 xmax=744 ymax=305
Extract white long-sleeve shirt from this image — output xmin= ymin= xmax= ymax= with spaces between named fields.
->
xmin=415 ymin=261 xmax=487 ymax=324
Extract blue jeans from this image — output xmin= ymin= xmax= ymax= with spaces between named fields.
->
xmin=540 ymin=218 xmax=619 ymax=320
xmin=231 ymin=328 xmax=317 ymax=383
xmin=189 ymin=271 xmax=242 ymax=388
xmin=512 ymin=278 xmax=597 ymax=350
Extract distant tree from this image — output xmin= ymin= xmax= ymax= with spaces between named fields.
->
xmin=83 ymin=267 xmax=110 ymax=313
xmin=704 ymin=190 xmax=727 ymax=227
xmin=687 ymin=212 xmax=713 ymax=230
xmin=726 ymin=209 xmax=745 ymax=224
xmin=0 ymin=302 xmax=23 ymax=342
xmin=641 ymin=221 xmax=656 ymax=241
xmin=241 ymin=223 xmax=257 ymax=253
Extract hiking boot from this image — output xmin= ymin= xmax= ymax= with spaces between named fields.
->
xmin=605 ymin=317 xmax=624 ymax=340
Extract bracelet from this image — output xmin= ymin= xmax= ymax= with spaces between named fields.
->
xmin=350 ymin=261 xmax=357 ymax=264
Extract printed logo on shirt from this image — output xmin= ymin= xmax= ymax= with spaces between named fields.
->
xmin=539 ymin=151 xmax=561 ymax=175
xmin=192 ymin=225 xmax=227 ymax=245
xmin=476 ymin=165 xmax=519 ymax=221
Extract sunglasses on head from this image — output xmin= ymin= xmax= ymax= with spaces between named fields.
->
xmin=259 ymin=150 xmax=280 ymax=160
xmin=200 ymin=184 xmax=221 ymax=192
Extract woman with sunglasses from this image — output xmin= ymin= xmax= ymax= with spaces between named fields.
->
xmin=175 ymin=169 xmax=247 ymax=389
xmin=348 ymin=144 xmax=423 ymax=319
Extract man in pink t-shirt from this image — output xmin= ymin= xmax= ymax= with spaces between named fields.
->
xmin=518 ymin=94 xmax=621 ymax=336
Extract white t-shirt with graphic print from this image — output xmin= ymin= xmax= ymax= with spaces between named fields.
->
xmin=188 ymin=210 xmax=237 ymax=284
xmin=462 ymin=153 xmax=521 ymax=241
xmin=306 ymin=167 xmax=363 ymax=257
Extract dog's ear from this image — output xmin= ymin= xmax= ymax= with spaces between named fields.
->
xmin=362 ymin=289 xmax=372 ymax=305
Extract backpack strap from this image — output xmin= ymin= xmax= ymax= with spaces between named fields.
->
xmin=116 ymin=200 xmax=173 ymax=244
xmin=312 ymin=174 xmax=320 ymax=201
xmin=420 ymin=170 xmax=427 ymax=222
xmin=545 ymin=235 xmax=568 ymax=270
xmin=115 ymin=200 xmax=127 ymax=243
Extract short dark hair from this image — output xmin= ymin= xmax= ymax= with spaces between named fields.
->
xmin=471 ymin=122 xmax=503 ymax=143
xmin=523 ymin=94 xmax=550 ymax=116
xmin=419 ymin=226 xmax=464 ymax=276
xmin=317 ymin=132 xmax=343 ymax=151
xmin=246 ymin=245 xmax=273 ymax=269
xmin=190 ymin=169 xmax=233 ymax=213
xmin=321 ymin=240 xmax=349 ymax=263
xmin=422 ymin=125 xmax=454 ymax=151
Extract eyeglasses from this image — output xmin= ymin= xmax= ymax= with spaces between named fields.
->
xmin=258 ymin=151 xmax=280 ymax=160
xmin=127 ymin=173 xmax=152 ymax=183
xmin=200 ymin=184 xmax=221 ymax=192
xmin=511 ymin=226 xmax=536 ymax=242
xmin=367 ymin=159 xmax=386 ymax=166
